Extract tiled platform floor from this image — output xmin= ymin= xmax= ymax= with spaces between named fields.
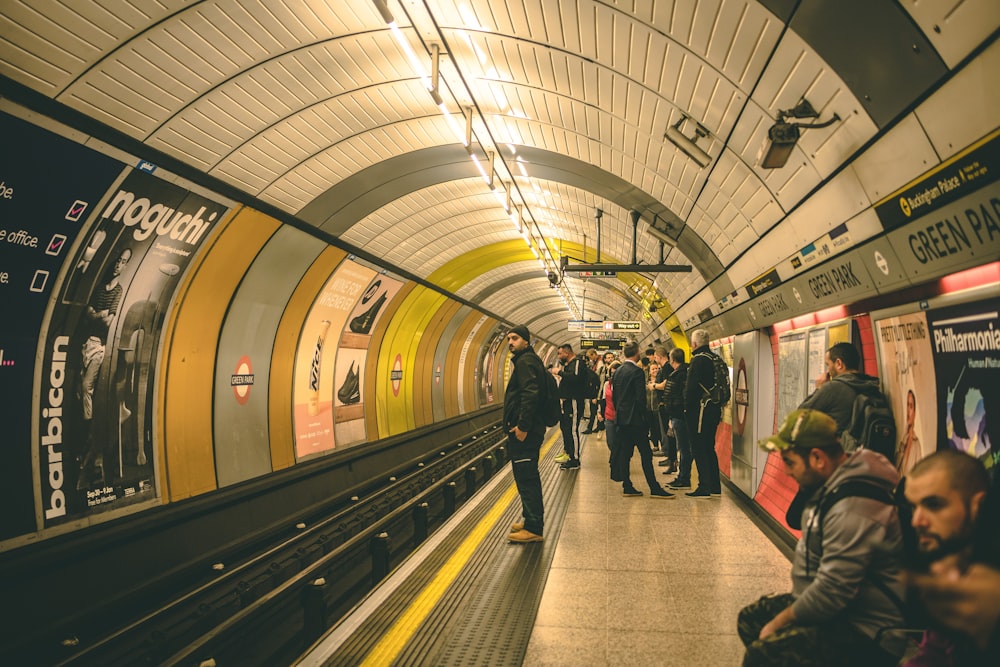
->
xmin=523 ymin=431 xmax=791 ymax=666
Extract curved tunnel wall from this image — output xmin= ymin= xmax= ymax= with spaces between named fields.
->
xmin=3 ymin=93 xmax=999 ymax=551
xmin=0 ymin=107 xmax=516 ymax=548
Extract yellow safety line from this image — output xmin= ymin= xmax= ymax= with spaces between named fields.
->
xmin=359 ymin=430 xmax=559 ymax=667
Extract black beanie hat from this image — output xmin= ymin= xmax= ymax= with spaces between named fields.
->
xmin=509 ymin=324 xmax=530 ymax=341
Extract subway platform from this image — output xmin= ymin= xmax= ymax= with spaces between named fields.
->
xmin=298 ymin=427 xmax=791 ymax=666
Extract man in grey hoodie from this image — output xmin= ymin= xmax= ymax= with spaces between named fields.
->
xmin=737 ymin=409 xmax=906 ymax=666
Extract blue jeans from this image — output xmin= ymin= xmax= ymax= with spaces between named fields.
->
xmin=670 ymin=417 xmax=692 ymax=483
xmin=508 ymin=431 xmax=544 ymax=535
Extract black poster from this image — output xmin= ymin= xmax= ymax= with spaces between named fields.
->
xmin=37 ymin=169 xmax=228 ymax=528
xmin=0 ymin=112 xmax=123 ymax=540
xmin=928 ymin=299 xmax=1000 ymax=478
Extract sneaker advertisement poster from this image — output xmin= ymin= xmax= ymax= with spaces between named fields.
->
xmin=37 ymin=168 xmax=229 ymax=529
xmin=335 ymin=271 xmax=403 ymax=448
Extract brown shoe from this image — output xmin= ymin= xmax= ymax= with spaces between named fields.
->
xmin=508 ymin=529 xmax=544 ymax=543
xmin=510 ymin=522 xmax=524 ymax=532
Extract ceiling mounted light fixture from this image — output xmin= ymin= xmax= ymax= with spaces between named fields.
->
xmin=664 ymin=114 xmax=712 ymax=168
xmin=646 ymin=213 xmax=679 ymax=248
xmin=759 ymin=99 xmax=841 ymax=169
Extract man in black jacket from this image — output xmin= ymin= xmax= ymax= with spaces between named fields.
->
xmin=684 ymin=329 xmax=722 ymax=498
xmin=662 ymin=348 xmax=693 ymax=490
xmin=504 ymin=325 xmax=546 ymax=544
xmin=554 ymin=343 xmax=585 ymax=470
xmin=610 ymin=341 xmax=673 ymax=499
xmin=650 ymin=346 xmax=676 ymax=471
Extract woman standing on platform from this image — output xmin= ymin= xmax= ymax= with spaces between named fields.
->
xmin=603 ymin=361 xmax=621 ymax=479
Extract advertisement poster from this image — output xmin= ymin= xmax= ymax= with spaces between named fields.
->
xmin=37 ymin=169 xmax=228 ymax=527
xmin=293 ymin=260 xmax=373 ymax=458
xmin=928 ymin=300 xmax=1000 ymax=476
xmin=874 ymin=312 xmax=937 ymax=474
xmin=0 ymin=112 xmax=125 ymax=540
xmin=334 ymin=272 xmax=404 ymax=447
xmin=457 ymin=316 xmax=488 ymax=413
xmin=807 ymin=328 xmax=828 ymax=395
xmin=777 ymin=332 xmax=807 ymax=428
xmin=478 ymin=325 xmax=507 ymax=406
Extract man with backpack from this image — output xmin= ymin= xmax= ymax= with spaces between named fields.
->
xmin=503 ymin=325 xmax=547 ymax=544
xmin=738 ymin=408 xmax=907 ymax=666
xmin=800 ymin=342 xmax=892 ymax=453
xmin=683 ymin=329 xmax=725 ymax=498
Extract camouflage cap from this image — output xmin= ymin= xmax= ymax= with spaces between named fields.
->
xmin=760 ymin=409 xmax=837 ymax=452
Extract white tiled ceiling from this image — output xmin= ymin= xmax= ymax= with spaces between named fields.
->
xmin=1 ymin=0 xmax=996 ymax=342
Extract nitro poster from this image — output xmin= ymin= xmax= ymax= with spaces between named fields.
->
xmin=928 ymin=299 xmax=1000 ymax=476
xmin=37 ymin=170 xmax=228 ymax=527
xmin=293 ymin=260 xmax=373 ymax=459
xmin=0 ymin=112 xmax=124 ymax=540
xmin=874 ymin=311 xmax=937 ymax=475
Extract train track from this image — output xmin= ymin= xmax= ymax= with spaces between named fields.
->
xmin=48 ymin=424 xmax=508 ymax=666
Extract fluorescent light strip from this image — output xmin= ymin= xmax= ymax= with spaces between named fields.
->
xmin=388 ymin=22 xmax=432 ymax=90
xmin=438 ymin=104 xmax=468 ymax=146
xmin=469 ymin=152 xmax=490 ymax=182
xmin=379 ymin=0 xmax=566 ymax=298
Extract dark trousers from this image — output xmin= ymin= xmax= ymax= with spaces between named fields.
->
xmin=615 ymin=423 xmax=661 ymax=493
xmin=605 ymin=419 xmax=617 ymax=478
xmin=585 ymin=399 xmax=603 ymax=430
xmin=508 ymin=431 xmax=544 ymax=536
xmin=689 ymin=407 xmax=721 ymax=493
xmin=559 ymin=398 xmax=580 ymax=459
xmin=738 ymin=593 xmax=897 ymax=667
xmin=658 ymin=406 xmax=676 ymax=460
xmin=670 ymin=416 xmax=692 ymax=484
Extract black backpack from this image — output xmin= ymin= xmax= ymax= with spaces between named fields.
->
xmin=541 ymin=370 xmax=561 ymax=427
xmin=838 ymin=381 xmax=896 ymax=459
xmin=696 ymin=351 xmax=731 ymax=405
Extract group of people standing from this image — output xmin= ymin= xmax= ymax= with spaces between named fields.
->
xmin=537 ymin=329 xmax=727 ymax=500
xmin=502 ymin=325 xmax=730 ymax=547
xmin=600 ymin=329 xmax=726 ymax=499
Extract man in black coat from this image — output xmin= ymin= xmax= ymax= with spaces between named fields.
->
xmin=610 ymin=341 xmax=673 ymax=499
xmin=684 ymin=329 xmax=722 ymax=498
xmin=504 ymin=325 xmax=546 ymax=543
xmin=662 ymin=347 xmax=693 ymax=489
xmin=554 ymin=343 xmax=586 ymax=470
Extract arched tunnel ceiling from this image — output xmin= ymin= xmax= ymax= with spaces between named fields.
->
xmin=1 ymin=0 xmax=996 ymax=344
